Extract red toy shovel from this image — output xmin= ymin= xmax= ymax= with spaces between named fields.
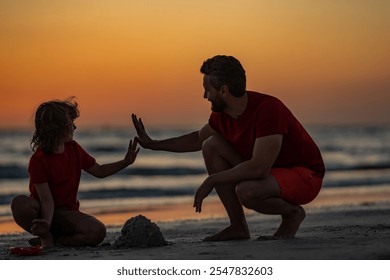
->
xmin=9 ymin=246 xmax=43 ymax=256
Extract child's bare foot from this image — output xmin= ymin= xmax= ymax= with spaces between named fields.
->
xmin=203 ymin=225 xmax=250 ymax=241
xmin=272 ymin=205 xmax=306 ymax=238
xmin=31 ymin=219 xmax=50 ymax=236
xmin=28 ymin=237 xmax=41 ymax=246
xmin=40 ymin=235 xmax=55 ymax=247
xmin=31 ymin=219 xmax=55 ymax=247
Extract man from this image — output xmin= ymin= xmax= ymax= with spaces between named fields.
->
xmin=132 ymin=55 xmax=325 ymax=241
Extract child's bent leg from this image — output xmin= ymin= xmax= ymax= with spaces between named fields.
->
xmin=11 ymin=195 xmax=40 ymax=233
xmin=54 ymin=210 xmax=106 ymax=246
xmin=11 ymin=196 xmax=54 ymax=247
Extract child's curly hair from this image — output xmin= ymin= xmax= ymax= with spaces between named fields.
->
xmin=30 ymin=97 xmax=80 ymax=153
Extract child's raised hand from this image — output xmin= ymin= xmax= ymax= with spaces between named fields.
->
xmin=125 ymin=138 xmax=140 ymax=165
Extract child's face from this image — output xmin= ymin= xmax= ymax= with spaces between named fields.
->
xmin=64 ymin=121 xmax=76 ymax=142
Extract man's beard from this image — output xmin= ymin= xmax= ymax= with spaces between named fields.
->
xmin=211 ymin=99 xmax=227 ymax=113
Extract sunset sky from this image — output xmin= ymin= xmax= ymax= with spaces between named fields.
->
xmin=1 ymin=0 xmax=389 ymax=129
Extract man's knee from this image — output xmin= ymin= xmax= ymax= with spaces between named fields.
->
xmin=202 ymin=135 xmax=241 ymax=165
xmin=202 ymin=135 xmax=224 ymax=155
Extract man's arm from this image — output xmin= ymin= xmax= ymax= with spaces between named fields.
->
xmin=214 ymin=134 xmax=283 ymax=182
xmin=132 ymin=114 xmax=216 ymax=152
xmin=194 ymin=134 xmax=283 ymax=212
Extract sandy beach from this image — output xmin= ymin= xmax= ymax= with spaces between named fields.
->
xmin=1 ymin=186 xmax=390 ymax=260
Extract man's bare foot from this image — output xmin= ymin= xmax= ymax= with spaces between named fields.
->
xmin=203 ymin=225 xmax=250 ymax=241
xmin=272 ymin=205 xmax=306 ymax=238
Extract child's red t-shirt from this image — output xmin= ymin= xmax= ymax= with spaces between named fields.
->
xmin=208 ymin=91 xmax=325 ymax=178
xmin=28 ymin=140 xmax=96 ymax=210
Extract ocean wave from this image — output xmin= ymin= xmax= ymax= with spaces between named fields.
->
xmin=2 ymin=162 xmax=390 ymax=179
xmin=1 ymin=177 xmax=390 ymax=206
xmin=77 ymin=187 xmax=195 ymax=200
xmin=323 ymin=177 xmax=390 ymax=188
xmin=0 ymin=164 xmax=207 ymax=179
xmin=0 ymin=187 xmax=196 ymax=205
xmin=115 ymin=167 xmax=207 ymax=176
xmin=0 ymin=165 xmax=28 ymax=179
xmin=85 ymin=146 xmax=126 ymax=153
xmin=325 ymin=163 xmax=390 ymax=171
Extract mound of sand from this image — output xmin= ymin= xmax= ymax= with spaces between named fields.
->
xmin=113 ymin=215 xmax=167 ymax=248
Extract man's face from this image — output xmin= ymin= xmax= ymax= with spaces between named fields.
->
xmin=203 ymin=75 xmax=227 ymax=113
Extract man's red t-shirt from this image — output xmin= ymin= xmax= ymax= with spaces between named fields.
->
xmin=208 ymin=91 xmax=325 ymax=178
xmin=28 ymin=140 xmax=96 ymax=210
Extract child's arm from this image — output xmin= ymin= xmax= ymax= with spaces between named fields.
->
xmin=86 ymin=139 xmax=139 ymax=178
xmin=32 ymin=183 xmax=55 ymax=247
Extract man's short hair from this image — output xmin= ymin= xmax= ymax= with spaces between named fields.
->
xmin=200 ymin=55 xmax=246 ymax=97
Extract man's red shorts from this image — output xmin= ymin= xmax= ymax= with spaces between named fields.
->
xmin=271 ymin=167 xmax=323 ymax=205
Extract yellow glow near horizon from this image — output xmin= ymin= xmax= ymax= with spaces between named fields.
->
xmin=1 ymin=0 xmax=389 ymax=128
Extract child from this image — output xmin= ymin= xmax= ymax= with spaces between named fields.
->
xmin=11 ymin=97 xmax=139 ymax=247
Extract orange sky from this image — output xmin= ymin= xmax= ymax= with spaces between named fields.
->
xmin=1 ymin=0 xmax=389 ymax=129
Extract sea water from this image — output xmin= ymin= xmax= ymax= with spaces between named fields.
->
xmin=1 ymin=124 xmax=390 ymax=222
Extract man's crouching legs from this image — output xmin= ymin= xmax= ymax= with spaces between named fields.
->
xmin=235 ymin=177 xmax=305 ymax=239
xmin=201 ymin=135 xmax=249 ymax=241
